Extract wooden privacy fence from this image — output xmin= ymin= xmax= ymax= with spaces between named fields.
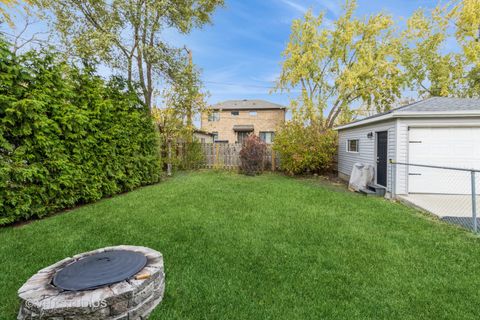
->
xmin=199 ymin=143 xmax=280 ymax=171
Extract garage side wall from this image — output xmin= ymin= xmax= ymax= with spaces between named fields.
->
xmin=395 ymin=117 xmax=480 ymax=195
xmin=337 ymin=120 xmax=396 ymax=192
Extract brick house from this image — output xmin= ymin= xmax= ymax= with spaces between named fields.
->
xmin=200 ymin=99 xmax=286 ymax=144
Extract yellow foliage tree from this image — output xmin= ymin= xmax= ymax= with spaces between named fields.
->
xmin=1 ymin=0 xmax=17 ymax=25
xmin=1 ymin=0 xmax=33 ymax=26
xmin=275 ymin=0 xmax=404 ymax=128
xmin=402 ymin=1 xmax=480 ymax=97
xmin=451 ymin=0 xmax=480 ymax=67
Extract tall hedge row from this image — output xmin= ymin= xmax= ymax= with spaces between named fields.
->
xmin=0 ymin=39 xmax=162 ymax=225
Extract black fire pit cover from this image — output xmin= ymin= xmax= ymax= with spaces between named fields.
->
xmin=53 ymin=250 xmax=147 ymax=291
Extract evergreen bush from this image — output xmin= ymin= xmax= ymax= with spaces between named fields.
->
xmin=0 ymin=39 xmax=162 ymax=225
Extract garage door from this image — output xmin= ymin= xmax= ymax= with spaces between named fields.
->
xmin=408 ymin=127 xmax=480 ymax=194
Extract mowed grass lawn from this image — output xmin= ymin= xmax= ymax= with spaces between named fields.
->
xmin=1 ymin=172 xmax=480 ymax=319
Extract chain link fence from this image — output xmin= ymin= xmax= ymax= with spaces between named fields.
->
xmin=390 ymin=160 xmax=480 ymax=233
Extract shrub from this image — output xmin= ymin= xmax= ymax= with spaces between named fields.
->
xmin=174 ymin=140 xmax=205 ymax=170
xmin=273 ymin=122 xmax=337 ymax=175
xmin=0 ymin=39 xmax=162 ymax=225
xmin=239 ymin=135 xmax=267 ymax=175
xmin=152 ymin=108 xmax=205 ymax=171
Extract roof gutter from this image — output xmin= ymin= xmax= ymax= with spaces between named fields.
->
xmin=210 ymin=107 xmax=286 ymax=111
xmin=394 ymin=111 xmax=480 ymax=117
xmin=334 ymin=113 xmax=393 ymax=130
xmin=334 ymin=111 xmax=480 ymax=131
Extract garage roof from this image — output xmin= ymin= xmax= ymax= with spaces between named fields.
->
xmin=335 ymin=97 xmax=480 ymax=130
xmin=396 ymin=97 xmax=480 ymax=112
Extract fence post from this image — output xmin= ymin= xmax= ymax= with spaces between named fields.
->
xmin=471 ymin=171 xmax=477 ymax=233
xmin=215 ymin=144 xmax=219 ymax=169
xmin=167 ymin=139 xmax=172 ymax=176
xmin=271 ymin=147 xmax=275 ymax=172
xmin=389 ymin=159 xmax=395 ymax=200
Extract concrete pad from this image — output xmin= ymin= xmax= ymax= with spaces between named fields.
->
xmin=398 ymin=194 xmax=479 ymax=218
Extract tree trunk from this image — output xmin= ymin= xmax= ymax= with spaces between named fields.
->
xmin=167 ymin=139 xmax=172 ymax=176
xmin=185 ymin=47 xmax=194 ymax=129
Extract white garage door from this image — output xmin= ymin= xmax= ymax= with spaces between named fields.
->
xmin=408 ymin=127 xmax=480 ymax=194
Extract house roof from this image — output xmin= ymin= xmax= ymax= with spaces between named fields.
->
xmin=211 ymin=99 xmax=286 ymax=110
xmin=335 ymin=97 xmax=480 ymax=130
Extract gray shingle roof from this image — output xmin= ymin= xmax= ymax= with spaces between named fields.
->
xmin=396 ymin=97 xmax=480 ymax=112
xmin=335 ymin=97 xmax=480 ymax=130
xmin=211 ymin=99 xmax=285 ymax=110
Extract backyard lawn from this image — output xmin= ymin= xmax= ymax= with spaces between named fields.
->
xmin=1 ymin=171 xmax=480 ymax=319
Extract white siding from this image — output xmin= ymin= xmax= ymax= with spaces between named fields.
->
xmin=395 ymin=117 xmax=480 ymax=194
xmin=338 ymin=120 xmax=396 ymax=192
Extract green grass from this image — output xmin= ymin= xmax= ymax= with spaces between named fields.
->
xmin=1 ymin=171 xmax=480 ymax=319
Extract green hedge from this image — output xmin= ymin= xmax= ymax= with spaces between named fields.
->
xmin=0 ymin=39 xmax=162 ymax=225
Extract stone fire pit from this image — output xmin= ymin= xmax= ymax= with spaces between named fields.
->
xmin=17 ymin=245 xmax=165 ymax=319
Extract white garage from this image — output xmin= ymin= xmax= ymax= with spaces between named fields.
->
xmin=335 ymin=97 xmax=480 ymax=198
xmin=408 ymin=127 xmax=480 ymax=194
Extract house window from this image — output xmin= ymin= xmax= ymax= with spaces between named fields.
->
xmin=237 ymin=131 xmax=252 ymax=144
xmin=212 ymin=132 xmax=218 ymax=141
xmin=208 ymin=112 xmax=220 ymax=122
xmin=231 ymin=111 xmax=239 ymax=116
xmin=259 ymin=131 xmax=275 ymax=144
xmin=347 ymin=139 xmax=359 ymax=153
xmin=249 ymin=111 xmax=257 ymax=116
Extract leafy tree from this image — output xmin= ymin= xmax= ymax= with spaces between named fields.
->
xmin=401 ymin=7 xmax=464 ymax=97
xmin=152 ymin=106 xmax=205 ymax=172
xmin=275 ymin=0 xmax=404 ymax=128
xmin=152 ymin=59 xmax=208 ymax=170
xmin=162 ymin=57 xmax=209 ymax=135
xmin=32 ymin=0 xmax=223 ymax=110
xmin=451 ymin=0 xmax=480 ymax=67
xmin=1 ymin=0 xmax=18 ymax=25
xmin=449 ymin=0 xmax=480 ymax=96
xmin=0 ymin=0 xmax=33 ymax=26
xmin=401 ymin=1 xmax=480 ymax=98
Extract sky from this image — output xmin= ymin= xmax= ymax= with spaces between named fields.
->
xmin=161 ymin=0 xmax=441 ymax=107
xmin=2 ymin=0 xmax=443 ymax=114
